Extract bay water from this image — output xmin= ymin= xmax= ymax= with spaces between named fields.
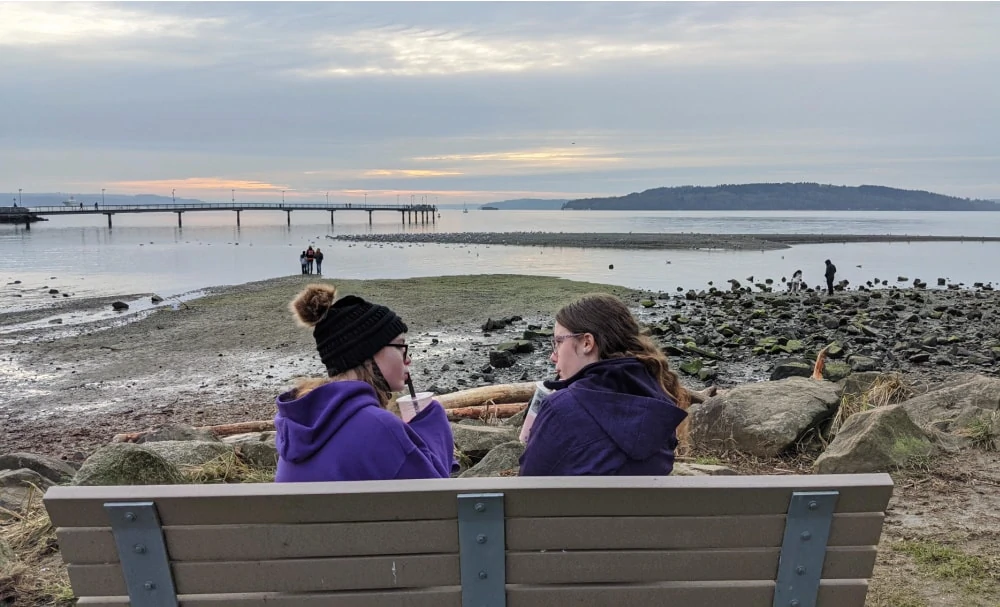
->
xmin=2 ymin=210 xmax=998 ymax=318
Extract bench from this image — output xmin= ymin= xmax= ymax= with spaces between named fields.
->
xmin=44 ymin=473 xmax=893 ymax=606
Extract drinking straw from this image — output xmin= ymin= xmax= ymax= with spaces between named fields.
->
xmin=405 ymin=373 xmax=418 ymax=400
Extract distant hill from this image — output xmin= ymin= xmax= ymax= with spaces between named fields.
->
xmin=479 ymin=198 xmax=568 ymax=210
xmin=563 ymin=183 xmax=999 ymax=211
xmin=14 ymin=193 xmax=205 ymax=207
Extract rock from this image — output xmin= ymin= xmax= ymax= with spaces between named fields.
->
xmin=223 ymin=432 xmax=278 ymax=468
xmin=522 ymin=328 xmax=553 ymax=340
xmin=48 ymin=288 xmax=59 ymax=294
xmin=141 ymin=440 xmax=234 ymax=468
xmin=826 ymin=343 xmax=845 ymax=359
xmin=460 ymin=441 xmax=525 ymax=477
xmin=822 ymin=362 xmax=853 ymax=382
xmin=814 ymin=405 xmax=934 ymax=474
xmin=72 ymin=443 xmax=185 ymax=486
xmin=111 ymin=301 xmax=129 ymax=311
xmin=847 ymin=355 xmax=877 ymax=373
xmin=769 ymin=359 xmax=813 ymax=381
xmin=641 ymin=299 xmax=656 ymax=308
xmin=672 ymin=463 xmax=738 ymax=476
xmin=134 ymin=424 xmax=221 ymax=443
xmin=481 ymin=318 xmax=507 ymax=332
xmin=689 ymin=377 xmax=841 ymax=457
xmin=488 ymin=350 xmax=517 ymax=369
xmin=496 ymin=340 xmax=534 ymax=354
xmin=908 ymin=353 xmax=931 ymax=364
xmin=900 ymin=374 xmax=1000 ymax=439
xmin=151 ymin=294 xmax=164 ymax=303
xmin=679 ymin=359 xmax=704 ymax=376
xmin=698 ymin=367 xmax=718 ymax=382
xmin=937 ymin=278 xmax=947 ymax=286
xmin=503 ymin=407 xmax=528 ymax=428
xmin=1 ymin=468 xmax=55 ymax=512
xmin=0 ymin=452 xmax=78 ymax=483
xmin=451 ymin=424 xmax=519 ymax=457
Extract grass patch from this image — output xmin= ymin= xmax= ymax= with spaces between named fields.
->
xmin=0 ymin=485 xmax=74 ymax=606
xmin=180 ymin=451 xmax=276 ymax=484
xmin=865 ymin=583 xmax=929 ymax=607
xmin=830 ymin=372 xmax=913 ymax=438
xmin=960 ymin=411 xmax=999 ymax=451
xmin=896 ymin=539 xmax=1000 ymax=594
xmin=693 ymin=455 xmax=723 ymax=466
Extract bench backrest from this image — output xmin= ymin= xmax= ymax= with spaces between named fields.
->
xmin=44 ymin=473 xmax=893 ymax=607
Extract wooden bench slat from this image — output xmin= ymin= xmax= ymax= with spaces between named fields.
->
xmin=75 ymin=586 xmax=463 ymax=606
xmin=58 ymin=520 xmax=459 ymax=564
xmin=507 ymin=546 xmax=875 ymax=584
xmin=70 ymin=554 xmax=461 ymax=596
xmin=67 ymin=546 xmax=875 ymax=596
xmin=44 ymin=474 xmax=893 ymax=526
xmin=505 ymin=579 xmax=868 ymax=607
xmin=57 ymin=512 xmax=884 ymax=565
xmin=506 ymin=512 xmax=884 ymax=551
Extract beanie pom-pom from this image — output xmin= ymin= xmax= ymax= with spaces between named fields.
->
xmin=290 ymin=284 xmax=338 ymax=327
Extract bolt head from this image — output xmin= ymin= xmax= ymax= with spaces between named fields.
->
xmin=478 ymin=570 xmax=488 ymax=580
xmin=134 ymin=544 xmax=146 ymax=554
xmin=795 ymin=565 xmax=806 ymax=575
xmin=790 ymin=600 xmax=801 ymax=607
xmin=474 ymin=502 xmax=486 ymax=512
xmin=808 ymin=500 xmax=818 ymax=510
xmin=800 ymin=531 xmax=812 ymax=541
xmin=144 ymin=581 xmax=156 ymax=591
xmin=124 ymin=512 xmax=137 ymax=522
xmin=477 ymin=534 xmax=487 ymax=544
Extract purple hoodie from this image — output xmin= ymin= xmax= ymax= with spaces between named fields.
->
xmin=274 ymin=380 xmax=456 ymax=482
xmin=519 ymin=358 xmax=688 ymax=476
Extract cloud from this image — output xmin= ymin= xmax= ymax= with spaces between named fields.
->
xmin=108 ymin=177 xmax=288 ymax=195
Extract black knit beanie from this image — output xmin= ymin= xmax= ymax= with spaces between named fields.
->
xmin=313 ymin=295 xmax=408 ymax=375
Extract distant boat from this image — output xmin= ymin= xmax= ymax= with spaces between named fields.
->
xmin=62 ymin=196 xmax=80 ymax=207
xmin=463 ymin=203 xmax=469 ymax=214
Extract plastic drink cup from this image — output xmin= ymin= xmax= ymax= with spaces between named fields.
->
xmin=397 ymin=392 xmax=435 ymax=423
xmin=519 ymin=381 xmax=553 ymax=443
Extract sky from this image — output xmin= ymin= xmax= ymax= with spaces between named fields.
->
xmin=2 ymin=1 xmax=999 ymax=204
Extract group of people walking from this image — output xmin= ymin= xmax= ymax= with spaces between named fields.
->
xmin=273 ymin=286 xmax=689 ymax=482
xmin=298 ymin=246 xmax=324 ymax=275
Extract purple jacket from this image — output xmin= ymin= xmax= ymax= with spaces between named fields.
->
xmin=519 ymin=358 xmax=688 ymax=476
xmin=274 ymin=380 xmax=456 ymax=482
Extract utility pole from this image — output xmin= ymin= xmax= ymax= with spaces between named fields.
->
xmin=326 ymin=191 xmax=329 ymax=204
xmin=282 ymin=190 xmax=285 ymax=205
xmin=18 ymin=188 xmax=21 ymax=206
xmin=172 ymin=189 xmax=175 ymax=204
xmin=231 ymin=189 xmax=235 ymax=203
xmin=364 ymin=192 xmax=367 ymax=205
xmin=102 ymin=188 xmax=105 ymax=206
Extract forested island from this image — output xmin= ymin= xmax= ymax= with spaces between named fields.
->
xmin=563 ymin=183 xmax=999 ymax=211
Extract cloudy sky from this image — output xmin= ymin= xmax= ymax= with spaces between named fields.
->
xmin=2 ymin=1 xmax=999 ymax=204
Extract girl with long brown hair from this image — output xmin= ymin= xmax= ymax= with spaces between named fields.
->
xmin=519 ymin=293 xmax=689 ymax=476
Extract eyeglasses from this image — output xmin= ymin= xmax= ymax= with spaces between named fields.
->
xmin=386 ymin=343 xmax=409 ymax=359
xmin=551 ymin=333 xmax=584 ymax=349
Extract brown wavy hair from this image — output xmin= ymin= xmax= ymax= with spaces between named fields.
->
xmin=555 ymin=293 xmax=692 ymax=450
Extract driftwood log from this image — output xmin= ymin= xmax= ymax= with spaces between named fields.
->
xmin=436 ymin=382 xmax=537 ymax=409
xmin=447 ymin=403 xmax=527 ymax=422
xmin=112 ymin=420 xmax=275 ymax=444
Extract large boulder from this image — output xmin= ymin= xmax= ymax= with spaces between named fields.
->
xmin=0 ymin=468 xmax=55 ymax=512
xmin=814 ymin=405 xmax=934 ymax=474
xmin=72 ymin=443 xmax=185 ymax=486
xmin=460 ymin=441 xmax=525 ymax=478
xmin=222 ymin=432 xmax=278 ymax=468
xmin=769 ymin=359 xmax=813 ymax=381
xmin=451 ymin=424 xmax=519 ymax=458
xmin=899 ymin=374 xmax=1000 ymax=439
xmin=140 ymin=441 xmax=234 ymax=468
xmin=673 ymin=463 xmax=738 ymax=476
xmin=689 ymin=377 xmax=841 ymax=457
xmin=0 ymin=452 xmax=77 ymax=483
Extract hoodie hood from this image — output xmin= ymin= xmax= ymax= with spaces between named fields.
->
xmin=274 ymin=380 xmax=377 ymax=463
xmin=547 ymin=358 xmax=688 ymax=460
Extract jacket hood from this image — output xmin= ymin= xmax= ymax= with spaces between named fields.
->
xmin=547 ymin=358 xmax=688 ymax=460
xmin=274 ymin=381 xmax=377 ymax=463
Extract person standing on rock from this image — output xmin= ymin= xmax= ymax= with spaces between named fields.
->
xmin=825 ymin=259 xmax=837 ymax=295
xmin=274 ymin=284 xmax=456 ymax=482
xmin=315 ymin=248 xmax=325 ymax=274
xmin=299 ymin=251 xmax=308 ymax=274
xmin=519 ymin=293 xmax=689 ymax=476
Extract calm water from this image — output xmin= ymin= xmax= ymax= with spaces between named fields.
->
xmin=2 ymin=210 xmax=999 ymax=314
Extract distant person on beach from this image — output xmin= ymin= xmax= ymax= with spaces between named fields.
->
xmin=519 ymin=293 xmax=689 ymax=477
xmin=299 ymin=251 xmax=308 ymax=274
xmin=306 ymin=246 xmax=315 ymax=274
xmin=94 ymin=202 xmax=98 ymax=210
xmin=789 ymin=270 xmax=804 ymax=293
xmin=274 ymin=284 xmax=455 ymax=482
xmin=315 ymin=248 xmax=324 ymax=274
xmin=825 ymin=259 xmax=837 ymax=295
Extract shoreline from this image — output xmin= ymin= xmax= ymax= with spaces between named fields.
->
xmin=2 ymin=273 xmax=997 ymax=461
xmin=329 ymin=231 xmax=1000 ymax=251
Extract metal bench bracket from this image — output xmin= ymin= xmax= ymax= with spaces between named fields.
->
xmin=773 ymin=490 xmax=839 ymax=607
xmin=458 ymin=493 xmax=506 ymax=607
xmin=105 ymin=501 xmax=178 ymax=607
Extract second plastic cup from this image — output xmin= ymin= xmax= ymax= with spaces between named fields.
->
xmin=397 ymin=391 xmax=435 ymax=423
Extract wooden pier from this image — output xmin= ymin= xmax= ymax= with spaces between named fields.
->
xmin=0 ymin=202 xmax=437 ymax=229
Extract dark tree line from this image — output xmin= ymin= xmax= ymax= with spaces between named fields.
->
xmin=562 ymin=183 xmax=999 ymax=211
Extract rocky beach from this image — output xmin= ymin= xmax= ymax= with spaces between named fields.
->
xmin=2 ymin=271 xmax=999 ymax=606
